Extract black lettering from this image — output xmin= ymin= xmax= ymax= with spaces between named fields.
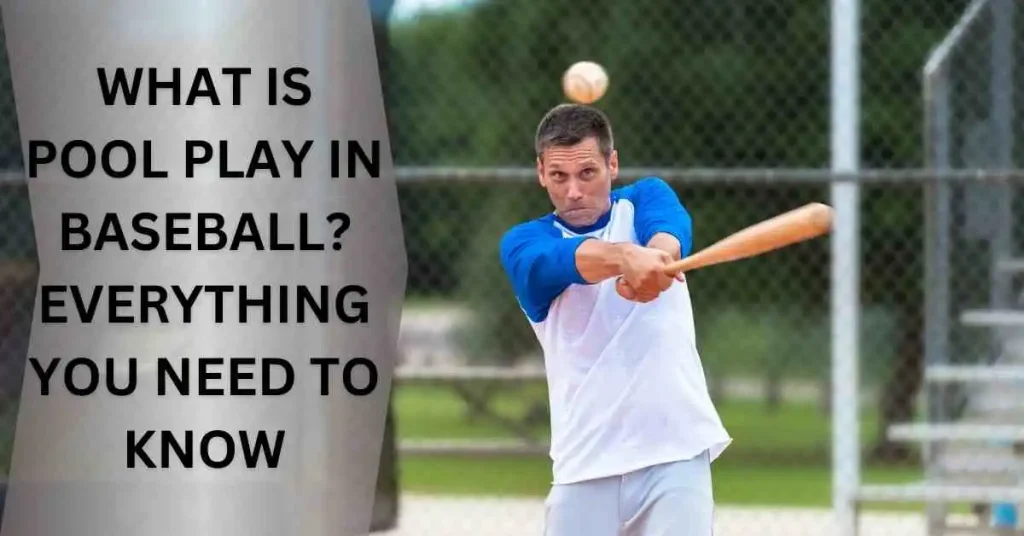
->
xmin=173 ymin=286 xmax=204 ymax=323
xmin=336 ymin=285 xmax=368 ymax=323
xmin=230 ymin=358 xmax=257 ymax=396
xmin=185 ymin=140 xmax=213 ymax=177
xmin=143 ymin=140 xmax=168 ymax=177
xmin=149 ymin=67 xmax=181 ymax=105
xmin=98 ymin=67 xmax=144 ymax=106
xmin=270 ymin=213 xmax=295 ymax=251
xmin=101 ymin=139 xmax=136 ymax=178
xmin=268 ymin=67 xmax=278 ymax=105
xmin=108 ymin=357 xmax=136 ymax=396
xmin=140 ymin=286 xmax=169 ymax=323
xmin=282 ymin=67 xmax=310 ymax=105
xmin=310 ymin=357 xmax=339 ymax=395
xmin=29 ymin=357 xmax=60 ymax=395
xmin=204 ymin=286 xmax=232 ymax=323
xmin=70 ymin=286 xmax=103 ymax=323
xmin=283 ymin=140 xmax=313 ymax=178
xmin=349 ymin=140 xmax=379 ymax=178
xmin=162 ymin=430 xmax=193 ymax=468
xmin=108 ymin=285 xmax=134 ymax=323
xmin=166 ymin=213 xmax=191 ymax=250
xmin=298 ymin=286 xmax=329 ymax=323
xmin=41 ymin=286 xmax=67 ymax=323
xmin=158 ymin=358 xmax=189 ymax=396
xmin=230 ymin=213 xmax=264 ymax=250
xmin=299 ymin=213 xmax=324 ymax=251
xmin=199 ymin=213 xmax=227 ymax=250
xmin=239 ymin=286 xmax=271 ymax=323
xmin=65 ymin=357 xmax=100 ymax=396
xmin=222 ymin=67 xmax=251 ymax=105
xmin=198 ymin=358 xmax=223 ymax=395
xmin=186 ymin=68 xmax=219 ymax=105
xmin=247 ymin=140 xmax=279 ymax=177
xmin=28 ymin=140 xmax=56 ymax=178
xmin=128 ymin=430 xmax=156 ymax=468
xmin=240 ymin=431 xmax=285 ymax=468
xmin=96 ymin=213 xmax=129 ymax=251
xmin=201 ymin=430 xmax=235 ymax=469
xmin=62 ymin=140 xmax=96 ymax=179
xmin=343 ymin=357 xmax=378 ymax=396
xmin=61 ymin=213 xmax=90 ymax=250
xmin=219 ymin=140 xmax=243 ymax=178
xmin=131 ymin=212 xmax=160 ymax=250
xmin=263 ymin=358 xmax=293 ymax=396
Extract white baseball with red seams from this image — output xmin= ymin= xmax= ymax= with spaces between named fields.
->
xmin=562 ymin=61 xmax=609 ymax=104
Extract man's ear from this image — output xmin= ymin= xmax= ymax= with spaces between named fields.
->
xmin=536 ymin=156 xmax=546 ymax=188
xmin=608 ymin=150 xmax=620 ymax=181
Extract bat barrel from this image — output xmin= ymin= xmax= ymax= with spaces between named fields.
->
xmin=663 ymin=202 xmax=834 ymax=275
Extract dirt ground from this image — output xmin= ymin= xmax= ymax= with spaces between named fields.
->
xmin=375 ymin=494 xmax=979 ymax=536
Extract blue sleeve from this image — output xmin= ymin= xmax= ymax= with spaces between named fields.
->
xmin=628 ymin=177 xmax=693 ymax=256
xmin=499 ymin=222 xmax=592 ymax=323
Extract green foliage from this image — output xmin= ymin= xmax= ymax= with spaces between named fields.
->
xmin=389 ymin=0 xmax=972 ymax=367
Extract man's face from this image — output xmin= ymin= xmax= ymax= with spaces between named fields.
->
xmin=537 ymin=136 xmax=618 ymax=227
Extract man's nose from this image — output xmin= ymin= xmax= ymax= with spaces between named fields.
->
xmin=566 ymin=181 xmax=584 ymax=200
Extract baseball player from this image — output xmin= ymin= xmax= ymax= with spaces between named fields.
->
xmin=499 ymin=103 xmax=732 ymax=535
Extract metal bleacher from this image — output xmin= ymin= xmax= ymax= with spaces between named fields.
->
xmin=853 ymin=0 xmax=1024 ymax=533
xmin=857 ymin=277 xmax=1024 ymax=534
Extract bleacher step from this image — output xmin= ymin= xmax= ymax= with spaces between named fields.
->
xmin=888 ymin=423 xmax=1024 ymax=443
xmin=961 ymin=310 xmax=1024 ymax=328
xmin=971 ymin=393 xmax=1024 ymax=413
xmin=996 ymin=258 xmax=1024 ymax=274
xmin=856 ymin=482 xmax=1024 ymax=503
xmin=938 ymin=451 xmax=1024 ymax=475
xmin=926 ymin=364 xmax=1024 ymax=383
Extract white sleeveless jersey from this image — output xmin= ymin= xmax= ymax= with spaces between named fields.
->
xmin=499 ymin=177 xmax=731 ymax=485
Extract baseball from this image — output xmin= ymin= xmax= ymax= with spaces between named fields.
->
xmin=562 ymin=61 xmax=608 ymax=104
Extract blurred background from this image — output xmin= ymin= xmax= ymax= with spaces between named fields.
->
xmin=2 ymin=0 xmax=1024 ymax=534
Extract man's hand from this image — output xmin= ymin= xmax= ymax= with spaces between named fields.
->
xmin=615 ymin=233 xmax=687 ymax=303
xmin=616 ymin=245 xmax=674 ymax=303
xmin=647 ymin=232 xmax=686 ymax=284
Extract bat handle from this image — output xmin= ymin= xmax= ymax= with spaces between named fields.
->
xmin=662 ymin=257 xmax=693 ymax=275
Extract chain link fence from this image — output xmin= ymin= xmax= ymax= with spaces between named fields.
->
xmin=382 ymin=0 xmax=1024 ymax=534
xmin=0 ymin=0 xmax=1020 ymax=534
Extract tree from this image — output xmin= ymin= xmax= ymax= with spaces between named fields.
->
xmin=385 ymin=0 xmax=974 ymax=463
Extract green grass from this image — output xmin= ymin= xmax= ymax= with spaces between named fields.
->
xmin=393 ymin=384 xmax=930 ymax=511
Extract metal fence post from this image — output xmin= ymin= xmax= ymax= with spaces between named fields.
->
xmin=831 ymin=0 xmax=861 ymax=534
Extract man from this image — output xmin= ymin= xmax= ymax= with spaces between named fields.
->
xmin=499 ymin=104 xmax=732 ymax=536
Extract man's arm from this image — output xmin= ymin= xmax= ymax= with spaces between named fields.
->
xmin=635 ymin=178 xmax=693 ymax=256
xmin=646 ymin=232 xmax=682 ymax=261
xmin=499 ymin=223 xmax=672 ymax=321
xmin=616 ymin=179 xmax=695 ymax=299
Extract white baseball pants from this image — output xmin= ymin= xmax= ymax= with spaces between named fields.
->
xmin=543 ymin=450 xmax=714 ymax=536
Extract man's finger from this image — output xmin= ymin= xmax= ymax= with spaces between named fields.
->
xmin=633 ymin=287 xmax=660 ymax=302
xmin=635 ymin=293 xmax=659 ymax=303
xmin=616 ymin=278 xmax=637 ymax=300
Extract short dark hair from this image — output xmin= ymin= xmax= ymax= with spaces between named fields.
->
xmin=534 ymin=104 xmax=614 ymax=162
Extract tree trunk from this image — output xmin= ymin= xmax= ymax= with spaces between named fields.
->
xmin=870 ymin=308 xmax=923 ymax=463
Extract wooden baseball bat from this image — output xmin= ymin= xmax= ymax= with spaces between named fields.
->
xmin=662 ymin=202 xmax=834 ymax=275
